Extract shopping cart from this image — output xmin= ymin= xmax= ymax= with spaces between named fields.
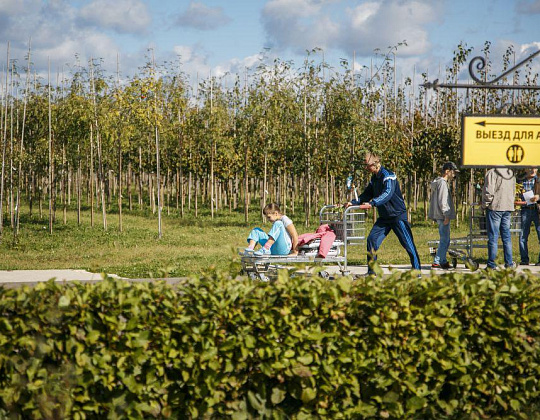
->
xmin=428 ymin=202 xmax=522 ymax=271
xmin=240 ymin=204 xmax=368 ymax=281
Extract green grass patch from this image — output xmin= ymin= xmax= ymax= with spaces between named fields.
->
xmin=0 ymin=205 xmax=537 ymax=277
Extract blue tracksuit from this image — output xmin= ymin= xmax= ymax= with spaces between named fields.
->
xmin=352 ymin=166 xmax=421 ymax=273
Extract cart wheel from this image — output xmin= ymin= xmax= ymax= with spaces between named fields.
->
xmin=319 ymin=270 xmax=330 ymax=279
xmin=248 ymin=272 xmax=258 ymax=280
xmin=466 ymin=258 xmax=479 ymax=271
xmin=258 ymin=273 xmax=270 ymax=282
xmin=452 ymin=258 xmax=457 ymax=269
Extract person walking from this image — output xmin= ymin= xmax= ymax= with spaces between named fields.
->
xmin=346 ymin=152 xmax=421 ymax=275
xmin=481 ymin=167 xmax=516 ymax=270
xmin=428 ymin=162 xmax=459 ymax=269
xmin=517 ymin=167 xmax=540 ymax=266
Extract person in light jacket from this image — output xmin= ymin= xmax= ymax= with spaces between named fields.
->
xmin=481 ymin=167 xmax=516 ymax=269
xmin=428 ymin=162 xmax=459 ymax=269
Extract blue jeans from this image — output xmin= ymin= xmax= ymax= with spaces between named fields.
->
xmin=434 ymin=220 xmax=450 ymax=264
xmin=486 ymin=209 xmax=513 ymax=268
xmin=519 ymin=207 xmax=540 ymax=264
xmin=247 ymin=221 xmax=291 ymax=255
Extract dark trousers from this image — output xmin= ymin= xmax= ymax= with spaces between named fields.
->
xmin=519 ymin=207 xmax=540 ymax=264
xmin=366 ymin=217 xmax=421 ymax=273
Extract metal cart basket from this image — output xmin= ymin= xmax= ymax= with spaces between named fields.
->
xmin=428 ymin=203 xmax=521 ymax=270
xmin=241 ymin=204 xmax=367 ymax=280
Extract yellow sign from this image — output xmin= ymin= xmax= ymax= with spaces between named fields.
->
xmin=462 ymin=114 xmax=540 ymax=167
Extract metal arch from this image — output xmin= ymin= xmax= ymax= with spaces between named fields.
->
xmin=423 ymin=49 xmax=540 ymax=90
xmin=469 ymin=49 xmax=540 ymax=85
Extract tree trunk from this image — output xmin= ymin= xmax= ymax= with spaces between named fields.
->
xmin=0 ymin=44 xmax=10 ymax=236
xmin=127 ymin=161 xmax=132 ymax=211
xmin=9 ymin=71 xmax=14 ymax=230
xmin=155 ymin=122 xmax=162 ymax=238
xmin=118 ymin=137 xmax=123 ymax=232
xmin=15 ymin=42 xmax=31 ymax=238
xmin=62 ymin=145 xmax=67 ymax=225
xmin=244 ymin=144 xmax=249 ymax=223
xmin=29 ymin=171 xmax=34 ymax=217
xmin=77 ymin=153 xmax=81 ymax=225
xmin=210 ymin=142 xmax=215 ymax=219
xmin=195 ymin=174 xmax=198 ymax=218
xmin=188 ymin=170 xmax=192 ymax=211
xmin=138 ymin=147 xmax=143 ymax=209
xmin=48 ymin=59 xmax=54 ymax=234
xmin=97 ymin=130 xmax=107 ymax=231
xmin=90 ymin=123 xmax=94 ymax=227
xmin=262 ymin=151 xmax=267 ymax=223
xmin=150 ymin=173 xmax=155 ymax=214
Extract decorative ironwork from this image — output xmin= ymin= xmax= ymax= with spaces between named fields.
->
xmin=423 ymin=49 xmax=540 ymax=90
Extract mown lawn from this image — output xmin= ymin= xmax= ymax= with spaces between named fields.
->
xmin=0 ymin=204 xmax=536 ymax=278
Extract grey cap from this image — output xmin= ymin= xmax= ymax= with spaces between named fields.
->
xmin=443 ymin=161 xmax=460 ymax=172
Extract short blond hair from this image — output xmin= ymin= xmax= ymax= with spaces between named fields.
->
xmin=365 ymin=153 xmax=380 ymax=165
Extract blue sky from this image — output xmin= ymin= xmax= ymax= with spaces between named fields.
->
xmin=1 ymin=0 xmax=539 ymax=84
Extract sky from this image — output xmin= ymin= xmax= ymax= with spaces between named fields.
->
xmin=1 ymin=0 xmax=540 ymax=86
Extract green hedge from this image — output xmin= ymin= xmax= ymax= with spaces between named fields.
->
xmin=1 ymin=266 xmax=540 ymax=419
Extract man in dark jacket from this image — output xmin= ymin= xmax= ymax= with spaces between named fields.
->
xmin=347 ymin=153 xmax=421 ymax=274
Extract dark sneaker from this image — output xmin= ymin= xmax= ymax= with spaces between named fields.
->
xmin=536 ymin=262 xmax=540 ymax=266
xmin=431 ymin=262 xmax=451 ymax=269
xmin=519 ymin=261 xmax=529 ymax=266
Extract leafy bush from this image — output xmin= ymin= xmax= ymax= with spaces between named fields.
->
xmin=1 ymin=267 xmax=540 ymax=419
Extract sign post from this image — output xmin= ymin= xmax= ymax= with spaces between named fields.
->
xmin=461 ymin=114 xmax=540 ymax=167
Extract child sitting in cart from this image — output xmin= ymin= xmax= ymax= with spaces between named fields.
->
xmin=243 ymin=203 xmax=299 ymax=256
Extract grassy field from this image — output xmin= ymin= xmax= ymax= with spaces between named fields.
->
xmin=0 ymin=204 xmax=537 ymax=278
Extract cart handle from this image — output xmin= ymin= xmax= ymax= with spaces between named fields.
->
xmin=345 ymin=204 xmax=371 ymax=210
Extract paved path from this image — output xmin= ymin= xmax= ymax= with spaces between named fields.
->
xmin=323 ymin=262 xmax=540 ymax=277
xmin=0 ymin=270 xmax=126 ymax=288
xmin=1 ymin=263 xmax=539 ymax=288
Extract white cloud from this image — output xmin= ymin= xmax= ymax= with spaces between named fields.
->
xmin=170 ymin=45 xmax=267 ymax=85
xmin=486 ymin=40 xmax=540 ymax=83
xmin=0 ymin=0 xmax=124 ymax=78
xmin=173 ymin=44 xmax=211 ymax=77
xmin=262 ymin=0 xmax=341 ymax=53
xmin=262 ymin=0 xmax=439 ymax=57
xmin=217 ymin=53 xmax=265 ymax=77
xmin=520 ymin=41 xmax=540 ymax=54
xmin=78 ymin=0 xmax=151 ymax=34
xmin=175 ymin=2 xmax=231 ymax=31
xmin=342 ymin=0 xmax=436 ymax=56
xmin=0 ymin=0 xmax=40 ymax=14
xmin=516 ymin=0 xmax=540 ymax=14
xmin=263 ymin=0 xmax=333 ymax=19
